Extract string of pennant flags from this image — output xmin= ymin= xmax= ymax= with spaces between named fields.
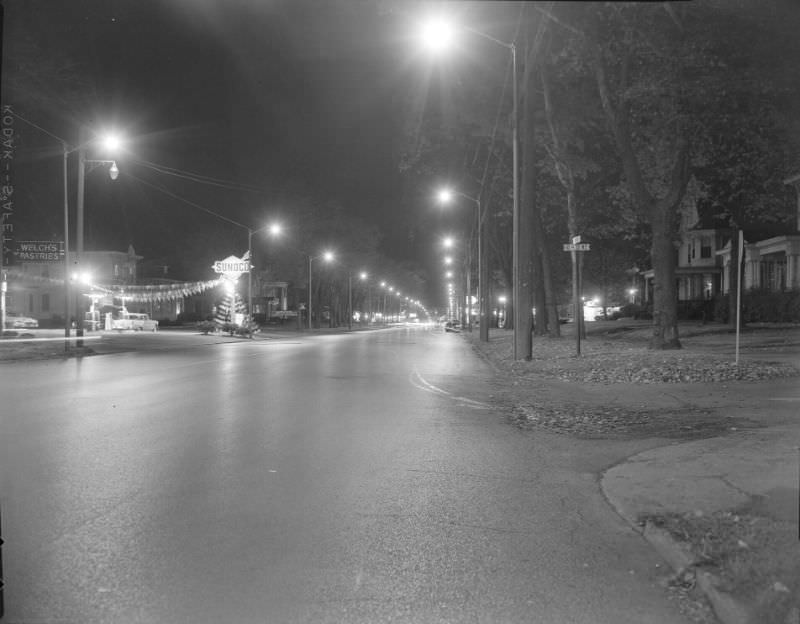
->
xmin=101 ymin=279 xmax=223 ymax=302
xmin=3 ymin=270 xmax=226 ymax=302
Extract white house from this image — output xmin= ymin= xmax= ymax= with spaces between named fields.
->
xmin=642 ymin=176 xmax=800 ymax=314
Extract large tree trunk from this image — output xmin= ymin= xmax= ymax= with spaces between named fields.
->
xmin=514 ymin=8 xmax=552 ymax=358
xmin=649 ymin=201 xmax=681 ymax=349
xmin=594 ymin=47 xmax=690 ymax=350
xmin=536 ymin=213 xmax=561 ymax=336
xmin=531 ymin=196 xmax=546 ymax=336
xmin=539 ymin=47 xmax=572 ymax=338
xmin=532 ymin=249 xmax=546 ymax=335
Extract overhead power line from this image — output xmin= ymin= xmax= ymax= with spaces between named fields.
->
xmin=131 ymin=158 xmax=266 ymax=194
xmin=125 ymin=171 xmax=251 ymax=231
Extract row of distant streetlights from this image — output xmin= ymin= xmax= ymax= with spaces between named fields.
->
xmin=233 ymin=222 xmax=429 ymax=330
xmin=418 ymin=15 xmax=520 ymax=353
xmin=435 ymin=187 xmax=482 ymax=334
xmin=436 ymin=185 xmax=515 ymax=331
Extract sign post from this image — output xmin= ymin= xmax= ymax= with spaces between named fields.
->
xmin=735 ymin=230 xmax=744 ymax=365
xmin=563 ymin=237 xmax=591 ymax=355
xmin=212 ymin=252 xmax=251 ymax=332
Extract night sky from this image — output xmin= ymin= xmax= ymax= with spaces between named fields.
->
xmin=2 ymin=0 xmax=509 ymax=298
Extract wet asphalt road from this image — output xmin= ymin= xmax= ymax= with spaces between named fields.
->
xmin=0 ymin=326 xmax=688 ymax=623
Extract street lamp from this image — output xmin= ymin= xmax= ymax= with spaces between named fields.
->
xmin=75 ymin=130 xmax=123 ymax=346
xmin=308 ymin=250 xmax=334 ymax=329
xmin=419 ymin=16 xmax=519 ymax=357
xmin=247 ymin=222 xmax=282 ymax=324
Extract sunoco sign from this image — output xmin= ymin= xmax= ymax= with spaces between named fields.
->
xmin=212 ymin=252 xmax=250 ymax=280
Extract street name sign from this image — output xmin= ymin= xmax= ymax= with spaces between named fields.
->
xmin=563 ymin=243 xmax=591 ymax=252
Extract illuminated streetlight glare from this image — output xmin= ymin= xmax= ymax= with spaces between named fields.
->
xmin=444 ymin=256 xmax=453 ymax=265
xmin=442 ymin=236 xmax=454 ymax=248
xmin=419 ymin=16 xmax=455 ymax=54
xmin=436 ymin=188 xmax=454 ymax=204
xmin=323 ymin=251 xmax=334 ymax=262
xmin=101 ymin=132 xmax=123 ymax=152
xmin=72 ymin=271 xmax=92 ymax=285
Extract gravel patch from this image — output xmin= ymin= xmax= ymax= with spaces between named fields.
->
xmin=476 ymin=333 xmax=798 ymax=385
xmin=466 ymin=323 xmax=798 ymax=438
xmin=509 ymin=403 xmax=753 ymax=440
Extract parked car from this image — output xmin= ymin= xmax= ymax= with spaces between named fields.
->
xmin=444 ymin=320 xmax=461 ymax=333
xmin=110 ymin=311 xmax=159 ymax=332
xmin=594 ymin=309 xmax=622 ymax=321
xmin=4 ymin=312 xmax=39 ymax=329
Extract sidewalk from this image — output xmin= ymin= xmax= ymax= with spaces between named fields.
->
xmin=602 ymin=427 xmax=798 ymax=525
xmin=602 ymin=426 xmax=799 ymax=624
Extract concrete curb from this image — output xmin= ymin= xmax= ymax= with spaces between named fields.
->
xmin=641 ymin=521 xmax=753 ymax=624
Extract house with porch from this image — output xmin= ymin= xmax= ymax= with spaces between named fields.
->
xmin=642 ymin=175 xmax=800 ymax=318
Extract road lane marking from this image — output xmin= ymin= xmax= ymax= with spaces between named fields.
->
xmin=409 ymin=368 xmax=492 ymax=410
xmin=0 ymin=335 xmax=102 ymax=343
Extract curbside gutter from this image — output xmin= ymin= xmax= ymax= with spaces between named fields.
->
xmin=640 ymin=521 xmax=753 ymax=624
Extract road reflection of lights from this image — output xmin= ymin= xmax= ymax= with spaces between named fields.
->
xmin=409 ymin=368 xmax=490 ymax=410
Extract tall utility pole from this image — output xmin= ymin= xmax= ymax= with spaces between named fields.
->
xmin=419 ymin=17 xmax=521 ymax=354
xmin=63 ymin=142 xmax=70 ymax=349
xmin=511 ymin=40 xmax=529 ymax=360
xmin=75 ymin=137 xmax=86 ymax=347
